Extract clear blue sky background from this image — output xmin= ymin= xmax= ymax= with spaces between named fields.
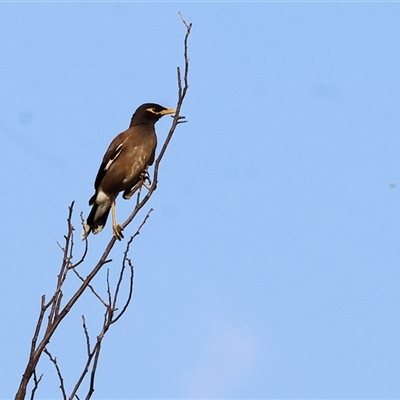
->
xmin=1 ymin=2 xmax=400 ymax=399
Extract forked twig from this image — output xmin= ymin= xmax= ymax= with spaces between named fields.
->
xmin=30 ymin=370 xmax=43 ymax=400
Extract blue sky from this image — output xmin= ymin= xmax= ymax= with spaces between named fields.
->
xmin=1 ymin=2 xmax=400 ymax=399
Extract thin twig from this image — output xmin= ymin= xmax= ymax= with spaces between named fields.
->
xmin=106 ymin=269 xmax=112 ymax=312
xmin=30 ymin=370 xmax=43 ymax=400
xmin=112 ymin=255 xmax=134 ymax=324
xmin=43 ymin=347 xmax=67 ymax=400
xmin=30 ymin=295 xmax=46 ymax=361
xmin=85 ymin=338 xmax=102 ymax=400
xmin=69 ymin=212 xmax=89 ymax=270
xmin=72 ymin=267 xmax=109 ymax=308
xmin=82 ymin=315 xmax=91 ymax=356
xmin=112 ymin=209 xmax=152 ymax=314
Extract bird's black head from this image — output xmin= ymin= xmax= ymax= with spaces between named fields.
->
xmin=129 ymin=103 xmax=176 ymax=127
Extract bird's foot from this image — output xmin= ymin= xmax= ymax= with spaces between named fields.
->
xmin=113 ymin=224 xmax=124 ymax=240
xmin=140 ymin=170 xmax=152 ymax=190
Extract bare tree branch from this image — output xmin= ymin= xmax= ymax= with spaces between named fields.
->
xmin=15 ymin=15 xmax=192 ymax=400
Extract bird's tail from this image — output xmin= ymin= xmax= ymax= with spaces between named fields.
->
xmin=81 ymin=201 xmax=111 ymax=240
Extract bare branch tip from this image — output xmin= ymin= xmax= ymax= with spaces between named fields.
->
xmin=68 ymin=200 xmax=75 ymax=212
xmin=178 ymin=12 xmax=192 ymax=30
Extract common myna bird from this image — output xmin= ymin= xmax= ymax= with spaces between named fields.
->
xmin=82 ymin=103 xmax=176 ymax=240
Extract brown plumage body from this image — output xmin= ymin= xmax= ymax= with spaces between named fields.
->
xmin=82 ymin=103 xmax=175 ymax=239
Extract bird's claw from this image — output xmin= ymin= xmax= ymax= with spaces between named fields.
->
xmin=113 ymin=224 xmax=124 ymax=240
xmin=141 ymin=170 xmax=151 ymax=186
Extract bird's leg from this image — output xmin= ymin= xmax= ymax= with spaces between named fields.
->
xmin=111 ymin=200 xmax=124 ymax=240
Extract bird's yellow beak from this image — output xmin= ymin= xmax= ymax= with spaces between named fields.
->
xmin=146 ymin=107 xmax=176 ymax=116
xmin=159 ymin=108 xmax=176 ymax=116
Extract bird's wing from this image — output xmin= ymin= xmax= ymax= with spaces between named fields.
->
xmin=148 ymin=148 xmax=156 ymax=166
xmin=94 ymin=132 xmax=127 ymax=190
xmin=147 ymin=135 xmax=157 ymax=166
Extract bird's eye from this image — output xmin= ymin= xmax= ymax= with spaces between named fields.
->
xmin=146 ymin=106 xmax=160 ymax=114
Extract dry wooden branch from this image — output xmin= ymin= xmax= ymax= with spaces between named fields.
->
xmin=15 ymin=14 xmax=192 ymax=400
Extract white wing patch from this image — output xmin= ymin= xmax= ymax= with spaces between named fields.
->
xmin=105 ymin=143 xmax=123 ymax=171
